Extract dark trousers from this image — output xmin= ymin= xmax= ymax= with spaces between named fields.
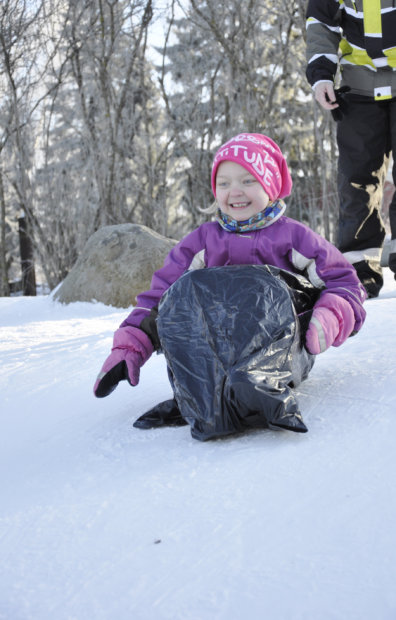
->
xmin=336 ymin=95 xmax=396 ymax=295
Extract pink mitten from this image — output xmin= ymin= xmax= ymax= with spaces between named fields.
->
xmin=305 ymin=294 xmax=355 ymax=355
xmin=94 ymin=326 xmax=153 ymax=397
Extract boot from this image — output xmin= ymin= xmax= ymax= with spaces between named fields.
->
xmin=133 ymin=398 xmax=187 ymax=429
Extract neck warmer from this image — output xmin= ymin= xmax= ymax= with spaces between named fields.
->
xmin=215 ymin=200 xmax=286 ymax=233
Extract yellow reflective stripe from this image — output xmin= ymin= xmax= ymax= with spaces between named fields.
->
xmin=339 ymin=38 xmax=376 ymax=67
xmin=363 ymin=0 xmax=382 ymax=35
xmin=375 ymin=92 xmax=393 ymax=100
xmin=384 ymin=47 xmax=396 ymax=68
xmin=374 ymin=85 xmax=392 ymax=99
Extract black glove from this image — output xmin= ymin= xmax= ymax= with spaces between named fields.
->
xmin=325 ymin=86 xmax=351 ymax=121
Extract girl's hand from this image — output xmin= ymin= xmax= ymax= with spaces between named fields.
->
xmin=94 ymin=326 xmax=153 ymax=397
xmin=305 ymin=306 xmax=340 ymax=354
xmin=305 ymin=293 xmax=355 ymax=355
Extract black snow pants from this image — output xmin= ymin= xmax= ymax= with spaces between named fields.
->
xmin=336 ymin=94 xmax=396 ymax=297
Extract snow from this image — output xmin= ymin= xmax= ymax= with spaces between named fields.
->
xmin=1 ymin=269 xmax=396 ymax=620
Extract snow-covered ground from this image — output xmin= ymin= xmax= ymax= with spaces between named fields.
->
xmin=1 ymin=269 xmax=396 ymax=620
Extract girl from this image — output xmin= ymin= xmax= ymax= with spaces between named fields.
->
xmin=94 ymin=133 xmax=366 ymax=421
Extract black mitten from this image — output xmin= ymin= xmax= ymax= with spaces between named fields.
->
xmin=326 ymin=86 xmax=351 ymax=121
xmin=94 ymin=360 xmax=129 ymax=398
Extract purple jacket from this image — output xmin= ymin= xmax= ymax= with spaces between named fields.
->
xmin=121 ymin=217 xmax=367 ymax=335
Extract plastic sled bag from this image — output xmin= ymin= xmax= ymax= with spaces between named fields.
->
xmin=156 ymin=265 xmax=318 ymax=441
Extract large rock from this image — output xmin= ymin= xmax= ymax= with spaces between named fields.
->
xmin=54 ymin=224 xmax=178 ymax=307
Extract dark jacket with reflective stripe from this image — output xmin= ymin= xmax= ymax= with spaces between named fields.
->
xmin=306 ymin=0 xmax=396 ymax=100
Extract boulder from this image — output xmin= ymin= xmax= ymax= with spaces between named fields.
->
xmin=53 ymin=224 xmax=178 ymax=308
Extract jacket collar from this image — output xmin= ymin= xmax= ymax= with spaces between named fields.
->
xmin=215 ymin=200 xmax=286 ymax=233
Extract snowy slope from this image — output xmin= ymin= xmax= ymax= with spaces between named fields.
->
xmin=1 ymin=268 xmax=396 ymax=620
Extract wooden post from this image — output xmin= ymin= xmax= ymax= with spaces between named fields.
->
xmin=18 ymin=215 xmax=36 ymax=296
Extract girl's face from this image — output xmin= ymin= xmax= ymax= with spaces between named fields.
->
xmin=215 ymin=160 xmax=270 ymax=221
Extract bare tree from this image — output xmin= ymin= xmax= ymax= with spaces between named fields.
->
xmin=5 ymin=0 xmax=173 ymax=289
xmin=34 ymin=1 xmax=176 ymax=276
xmin=0 ymin=0 xmax=45 ymax=294
xmin=56 ymin=0 xmax=155 ymax=225
xmin=0 ymin=0 xmax=72 ymax=291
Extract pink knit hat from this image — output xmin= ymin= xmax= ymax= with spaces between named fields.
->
xmin=211 ymin=133 xmax=292 ymax=202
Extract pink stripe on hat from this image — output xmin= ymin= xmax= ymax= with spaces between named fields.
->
xmin=211 ymin=133 xmax=292 ymax=202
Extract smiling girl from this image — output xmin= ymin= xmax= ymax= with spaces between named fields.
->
xmin=215 ymin=160 xmax=271 ymax=221
xmin=94 ymin=133 xmax=367 ymax=401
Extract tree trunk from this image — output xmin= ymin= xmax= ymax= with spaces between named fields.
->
xmin=18 ymin=215 xmax=36 ymax=296
xmin=0 ymin=168 xmax=10 ymax=296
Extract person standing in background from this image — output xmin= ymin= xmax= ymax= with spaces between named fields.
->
xmin=305 ymin=0 xmax=396 ymax=297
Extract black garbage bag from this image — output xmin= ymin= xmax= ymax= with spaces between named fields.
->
xmin=156 ymin=265 xmax=318 ymax=441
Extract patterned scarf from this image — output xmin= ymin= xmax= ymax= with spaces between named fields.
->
xmin=215 ymin=200 xmax=286 ymax=233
